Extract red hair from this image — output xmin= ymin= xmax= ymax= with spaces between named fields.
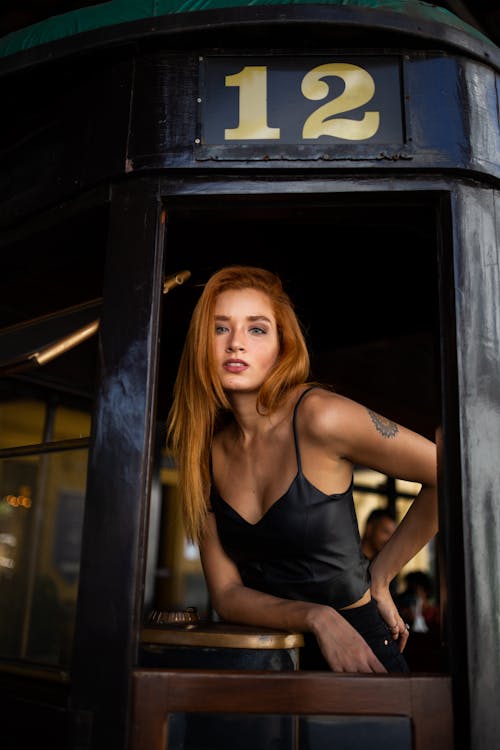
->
xmin=166 ymin=266 xmax=310 ymax=542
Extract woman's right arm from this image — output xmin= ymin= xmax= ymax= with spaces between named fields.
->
xmin=199 ymin=513 xmax=387 ymax=673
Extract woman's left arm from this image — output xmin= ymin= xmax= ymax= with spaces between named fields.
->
xmin=313 ymin=392 xmax=439 ymax=650
xmin=369 ymin=479 xmax=437 ymax=650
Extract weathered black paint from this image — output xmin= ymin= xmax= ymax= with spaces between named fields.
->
xmin=0 ymin=21 xmax=498 ymax=228
xmin=450 ymin=184 xmax=500 ymax=744
xmin=69 ymin=178 xmax=164 ymax=749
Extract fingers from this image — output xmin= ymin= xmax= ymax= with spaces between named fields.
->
xmin=353 ymin=647 xmax=388 ymax=674
xmin=399 ymin=622 xmax=410 ymax=652
xmin=388 ymin=620 xmax=410 ymax=651
xmin=314 ymin=613 xmax=389 ymax=673
xmin=389 ymin=623 xmax=400 ymax=639
xmin=330 ymin=651 xmax=387 ymax=674
xmin=340 ymin=648 xmax=388 ymax=674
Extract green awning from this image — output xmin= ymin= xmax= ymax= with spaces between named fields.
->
xmin=0 ymin=0 xmax=495 ymax=60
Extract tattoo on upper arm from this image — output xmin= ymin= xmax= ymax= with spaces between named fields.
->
xmin=367 ymin=409 xmax=399 ymax=438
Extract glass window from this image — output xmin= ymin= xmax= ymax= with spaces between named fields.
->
xmin=152 ymin=459 xmax=209 ymax=620
xmin=53 ymin=406 xmax=91 ymax=441
xmin=0 ymin=201 xmax=106 ymax=671
xmin=0 ymin=442 xmax=88 ymax=667
xmin=353 ymin=467 xmax=433 ymax=590
xmin=0 ymin=400 xmax=46 ymax=449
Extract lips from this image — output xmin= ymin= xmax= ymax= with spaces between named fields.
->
xmin=223 ymin=359 xmax=248 ymax=372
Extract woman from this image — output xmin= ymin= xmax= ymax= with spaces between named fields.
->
xmin=167 ymin=265 xmax=438 ymax=673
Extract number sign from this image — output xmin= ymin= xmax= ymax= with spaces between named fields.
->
xmin=199 ymin=56 xmax=403 ymax=147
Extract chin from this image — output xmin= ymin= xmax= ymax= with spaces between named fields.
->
xmin=223 ymin=380 xmax=259 ymax=393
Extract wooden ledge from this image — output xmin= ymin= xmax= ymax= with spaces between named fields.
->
xmin=141 ymin=622 xmax=304 ymax=650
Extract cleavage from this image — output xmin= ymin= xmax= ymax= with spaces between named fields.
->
xmin=218 ymin=470 xmax=300 ymax=526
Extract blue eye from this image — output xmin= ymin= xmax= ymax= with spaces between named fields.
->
xmin=249 ymin=326 xmax=266 ymax=335
xmin=215 ymin=325 xmax=228 ymax=335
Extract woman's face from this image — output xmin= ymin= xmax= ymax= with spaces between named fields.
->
xmin=213 ymin=288 xmax=280 ymax=394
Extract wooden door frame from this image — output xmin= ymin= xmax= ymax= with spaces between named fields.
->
xmin=130 ymin=669 xmax=454 ymax=750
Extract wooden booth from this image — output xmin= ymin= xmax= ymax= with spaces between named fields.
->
xmin=0 ymin=1 xmax=499 ymax=749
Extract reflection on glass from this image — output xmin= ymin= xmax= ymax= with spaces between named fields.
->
xmin=299 ymin=715 xmax=412 ymax=749
xmin=353 ymin=467 xmax=431 ymax=591
xmin=168 ymin=713 xmax=296 ymax=750
xmin=0 ymin=400 xmax=46 ymax=449
xmin=166 ymin=713 xmax=412 ymax=750
xmin=53 ymin=406 xmax=91 ymax=441
xmin=0 ymin=455 xmax=38 ymax=657
xmin=153 ymin=463 xmax=209 ymax=619
xmin=0 ymin=449 xmax=88 ymax=667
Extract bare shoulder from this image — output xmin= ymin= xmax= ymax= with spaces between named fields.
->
xmin=296 ymin=387 xmax=365 ymax=440
xmin=298 ymin=387 xmax=436 ymax=481
xmin=298 ymin=388 xmax=404 ymax=445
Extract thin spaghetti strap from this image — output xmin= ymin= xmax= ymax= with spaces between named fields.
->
xmin=292 ymin=386 xmax=318 ymax=473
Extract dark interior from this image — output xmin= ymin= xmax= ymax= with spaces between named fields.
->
xmin=0 ymin=190 xmax=442 ymax=442
xmin=159 ymin=192 xmax=441 ymax=440
xmin=0 ymin=203 xmax=107 ymax=408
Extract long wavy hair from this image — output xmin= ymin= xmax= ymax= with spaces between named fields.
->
xmin=166 ymin=265 xmax=311 ymax=542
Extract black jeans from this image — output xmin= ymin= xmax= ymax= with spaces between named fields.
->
xmin=300 ymin=598 xmax=410 ymax=673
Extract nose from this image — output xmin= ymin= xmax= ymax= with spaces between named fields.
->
xmin=225 ymin=331 xmax=245 ymax=352
xmin=225 ymin=342 xmax=244 ymax=353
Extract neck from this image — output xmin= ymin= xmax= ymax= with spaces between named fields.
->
xmin=227 ymin=390 xmax=292 ymax=443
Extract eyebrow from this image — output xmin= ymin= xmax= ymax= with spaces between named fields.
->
xmin=214 ymin=314 xmax=272 ymax=323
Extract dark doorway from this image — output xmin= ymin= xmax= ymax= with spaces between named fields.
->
xmin=159 ymin=191 xmax=441 ymax=440
xmin=148 ymin=190 xmax=446 ymax=674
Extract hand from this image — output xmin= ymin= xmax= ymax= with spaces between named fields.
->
xmin=308 ymin=605 xmax=387 ymax=673
xmin=371 ymin=588 xmax=410 ymax=653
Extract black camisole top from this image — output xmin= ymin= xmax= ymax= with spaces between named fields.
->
xmin=210 ymin=387 xmax=371 ymax=610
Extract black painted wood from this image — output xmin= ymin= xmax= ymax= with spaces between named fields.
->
xmin=448 ymin=184 xmax=500 ymax=749
xmin=1 ymin=683 xmax=72 ymax=750
xmin=0 ymin=21 xmax=498 ymax=232
xmin=435 ymin=190 xmax=470 ymax=745
xmin=69 ymin=177 xmax=164 ymax=750
xmin=0 ymin=51 xmax=133 ymax=228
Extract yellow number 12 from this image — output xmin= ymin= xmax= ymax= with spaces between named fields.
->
xmin=223 ymin=63 xmax=380 ymax=141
